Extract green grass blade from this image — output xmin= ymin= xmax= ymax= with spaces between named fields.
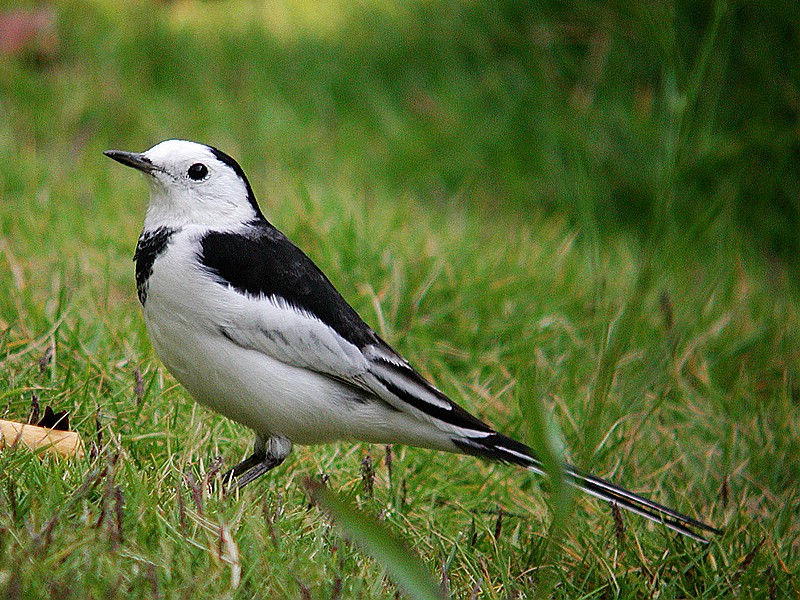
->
xmin=305 ymin=478 xmax=447 ymax=600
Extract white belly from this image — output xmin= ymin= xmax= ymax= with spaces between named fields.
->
xmin=145 ymin=310 xmax=455 ymax=450
xmin=140 ymin=228 xmax=458 ymax=451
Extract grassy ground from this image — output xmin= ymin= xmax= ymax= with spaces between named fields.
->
xmin=1 ymin=1 xmax=798 ymax=598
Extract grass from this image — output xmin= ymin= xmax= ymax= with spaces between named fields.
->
xmin=1 ymin=0 xmax=799 ymax=597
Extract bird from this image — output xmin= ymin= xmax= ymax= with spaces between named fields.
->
xmin=105 ymin=139 xmax=719 ymax=542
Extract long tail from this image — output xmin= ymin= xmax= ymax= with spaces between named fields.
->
xmin=453 ymin=432 xmax=720 ymax=543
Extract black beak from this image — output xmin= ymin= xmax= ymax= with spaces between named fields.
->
xmin=104 ymin=150 xmax=159 ymax=174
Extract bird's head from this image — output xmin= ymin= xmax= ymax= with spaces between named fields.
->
xmin=105 ymin=139 xmax=264 ymax=229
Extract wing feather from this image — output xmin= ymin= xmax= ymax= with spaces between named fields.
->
xmin=215 ymin=289 xmax=494 ymax=437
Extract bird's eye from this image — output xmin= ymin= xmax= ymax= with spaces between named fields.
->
xmin=187 ymin=163 xmax=209 ymax=181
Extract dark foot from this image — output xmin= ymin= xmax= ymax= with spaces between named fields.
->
xmin=222 ymin=450 xmax=266 ymax=485
xmin=222 ymin=435 xmax=292 ymax=489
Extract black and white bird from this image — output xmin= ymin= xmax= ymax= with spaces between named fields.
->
xmin=105 ymin=140 xmax=718 ymax=542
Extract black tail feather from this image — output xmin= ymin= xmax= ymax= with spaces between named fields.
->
xmin=452 ymin=433 xmax=720 ymax=542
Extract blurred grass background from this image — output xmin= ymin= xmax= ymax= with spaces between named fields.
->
xmin=5 ymin=0 xmax=799 ymax=269
xmin=1 ymin=0 xmax=799 ymax=597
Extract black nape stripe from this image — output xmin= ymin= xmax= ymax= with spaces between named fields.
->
xmin=134 ymin=227 xmax=175 ymax=304
xmin=208 ymin=146 xmax=264 ymax=219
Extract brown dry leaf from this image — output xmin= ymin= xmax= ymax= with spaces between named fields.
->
xmin=0 ymin=419 xmax=84 ymax=458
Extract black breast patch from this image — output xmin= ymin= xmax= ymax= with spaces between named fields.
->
xmin=134 ymin=227 xmax=175 ymax=304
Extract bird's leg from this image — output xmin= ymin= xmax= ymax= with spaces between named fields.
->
xmin=223 ymin=435 xmax=292 ymax=489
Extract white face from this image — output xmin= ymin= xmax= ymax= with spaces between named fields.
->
xmin=118 ymin=139 xmax=261 ymax=230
